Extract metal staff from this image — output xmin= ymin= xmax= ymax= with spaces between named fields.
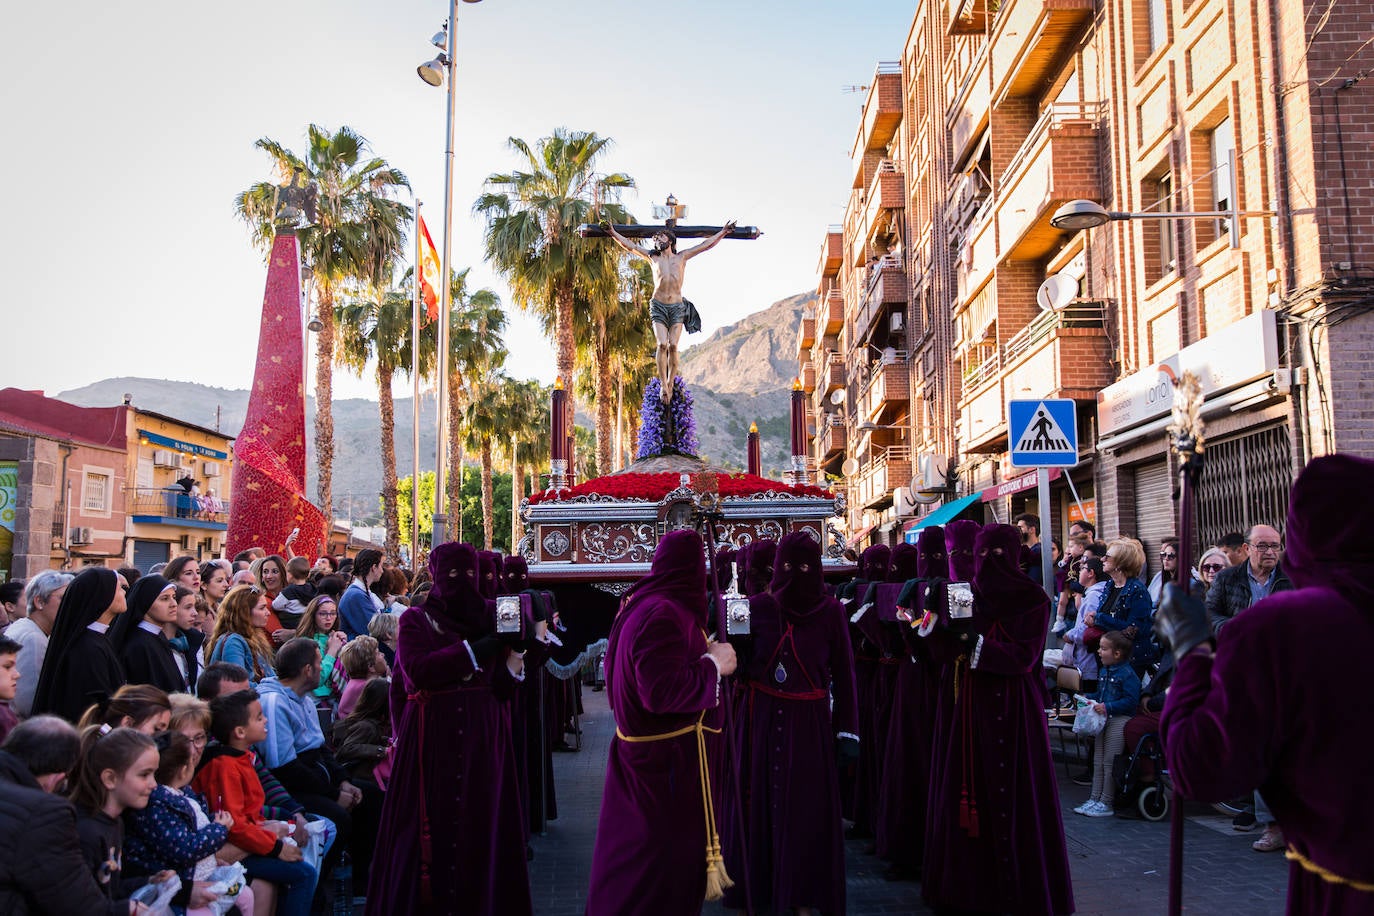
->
xmin=695 ymin=485 xmax=754 ymax=916
xmin=1165 ymin=371 xmax=1206 ymax=916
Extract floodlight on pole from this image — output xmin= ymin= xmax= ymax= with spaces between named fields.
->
xmin=417 ymin=56 xmax=447 ymax=86
xmin=1049 ymin=149 xmax=1273 ymax=249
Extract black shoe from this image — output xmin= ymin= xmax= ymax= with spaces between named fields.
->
xmin=1233 ymin=811 xmax=1258 ymax=832
xmin=553 ymin=741 xmax=576 ymax=753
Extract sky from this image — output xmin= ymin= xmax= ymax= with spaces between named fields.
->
xmin=1 ymin=0 xmax=915 ymax=402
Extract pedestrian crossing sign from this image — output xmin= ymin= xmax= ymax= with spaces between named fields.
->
xmin=1008 ymin=399 xmax=1078 ymax=468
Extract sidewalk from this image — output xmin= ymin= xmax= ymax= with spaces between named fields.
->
xmin=529 ymin=688 xmax=1288 ymax=915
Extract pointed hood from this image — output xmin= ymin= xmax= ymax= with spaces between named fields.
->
xmin=888 ymin=543 xmax=920 ymax=582
xmin=973 ymin=523 xmax=1047 ymax=615
xmin=945 ymin=519 xmax=981 ymax=580
xmin=768 ymin=532 xmax=827 ymax=617
xmin=861 ymin=544 xmax=891 ymax=582
xmin=621 ymin=529 xmax=708 ymax=627
xmin=501 ymin=555 xmax=530 ymax=595
xmin=421 ymin=542 xmax=489 ymax=637
xmin=743 ymin=540 xmax=777 ymax=597
xmin=714 ymin=546 xmax=736 ymax=592
xmin=477 ymin=551 xmax=501 ymax=600
xmin=915 ymin=526 xmax=947 ymax=579
xmin=1282 ymin=453 xmax=1374 ymax=606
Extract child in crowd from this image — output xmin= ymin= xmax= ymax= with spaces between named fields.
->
xmin=78 ymin=684 xmax=173 ymax=735
xmin=169 ymin=585 xmax=204 ymax=694
xmin=0 ymin=635 xmax=20 ymax=742
xmin=126 ymin=731 xmax=257 ymax=915
xmin=294 ymin=596 xmax=347 ymax=703
xmin=69 ymin=725 xmax=174 ymax=908
xmin=1074 ymin=630 xmax=1143 ymax=818
xmin=193 ymin=689 xmax=318 ymax=916
xmin=367 ymin=612 xmax=398 ymax=670
xmin=1060 ymin=558 xmax=1109 ymax=691
xmin=272 ymin=558 xmax=318 ymax=631
xmin=333 ymin=677 xmax=392 ymax=790
xmin=336 ymin=637 xmax=387 ymax=717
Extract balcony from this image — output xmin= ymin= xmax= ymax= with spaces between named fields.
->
xmin=797 ymin=312 xmax=816 ymax=361
xmin=863 ymin=164 xmax=905 ymax=243
xmin=991 ymin=0 xmax=1096 ymax=102
xmin=855 ymin=258 xmax=908 ymax=345
xmin=948 ymin=52 xmax=992 ymax=181
xmin=822 ymin=288 xmax=844 ymax=335
xmin=1001 ymin=301 xmax=1114 ymax=401
xmin=948 ymin=0 xmax=995 ymax=34
xmin=850 ymin=63 xmax=903 ymax=163
xmin=816 ymin=226 xmax=843 ymax=283
xmin=820 ymin=420 xmax=847 ymax=459
xmin=129 ymin=487 xmax=229 ymax=530
xmin=859 ymin=359 xmax=910 ymax=422
xmin=854 ymin=445 xmax=912 ymax=509
xmin=802 ymin=362 xmax=817 ymax=393
xmin=955 ymin=211 xmax=997 ymax=306
xmin=995 ymin=102 xmax=1105 ymax=260
xmin=957 ymin=377 xmax=1007 ymax=452
xmin=824 ymin=353 xmax=846 ymax=392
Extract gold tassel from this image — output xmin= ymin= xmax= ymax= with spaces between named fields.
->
xmin=704 ymin=842 xmax=734 ymax=901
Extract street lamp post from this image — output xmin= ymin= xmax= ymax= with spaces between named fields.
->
xmin=1050 ymin=149 xmax=1273 ymax=248
xmin=418 ymin=0 xmax=482 ymax=547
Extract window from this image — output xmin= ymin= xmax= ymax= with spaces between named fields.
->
xmin=1142 ymin=164 xmax=1176 ymax=285
xmin=83 ymin=472 xmax=110 ymax=513
xmin=137 ymin=457 xmax=154 ymax=489
xmin=1148 ymin=0 xmax=1168 ymax=54
xmin=1210 ymin=116 xmax=1234 ymax=242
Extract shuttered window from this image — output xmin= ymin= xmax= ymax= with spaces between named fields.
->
xmin=1195 ymin=424 xmax=1292 ymax=549
xmin=1132 ymin=461 xmax=1175 ymax=584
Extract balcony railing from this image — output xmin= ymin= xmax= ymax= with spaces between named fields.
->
xmin=129 ymin=487 xmax=230 ymax=526
xmin=996 ymin=101 xmax=1105 ymax=260
xmin=825 ymin=353 xmax=846 ymax=392
xmin=855 ymin=445 xmax=913 ymax=509
xmin=859 ymin=359 xmax=910 ymax=421
xmin=821 ymin=420 xmax=847 ymax=458
xmin=822 ymin=288 xmax=844 ymax=335
xmin=851 ymin=64 xmax=903 ymax=162
xmin=802 ymin=362 xmax=817 ymax=393
xmin=1003 ymin=301 xmax=1107 ymax=364
xmin=797 ymin=313 xmax=816 ymax=361
xmin=962 ymin=347 xmax=1002 ymax=392
xmin=817 ymin=226 xmax=843 ymax=278
xmin=1001 ymin=301 xmax=1115 ymax=399
xmin=855 ymin=258 xmax=907 ymax=344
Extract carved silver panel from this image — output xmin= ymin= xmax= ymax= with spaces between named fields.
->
xmin=542 ymin=529 xmax=571 ymax=558
xmin=592 ymin=581 xmax=634 ymax=597
xmin=579 ymin=523 xmax=657 ymax=563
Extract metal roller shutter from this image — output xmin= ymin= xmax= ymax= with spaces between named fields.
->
xmin=133 ymin=540 xmax=170 ymax=574
xmin=1132 ymin=461 xmax=1174 ymax=585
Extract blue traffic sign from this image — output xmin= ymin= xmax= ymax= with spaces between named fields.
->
xmin=1008 ymin=399 xmax=1078 ymax=468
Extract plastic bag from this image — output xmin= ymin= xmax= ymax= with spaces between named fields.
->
xmin=129 ymin=874 xmax=181 ymax=916
xmin=300 ymin=816 xmax=335 ymax=873
xmin=204 ymin=862 xmax=248 ymax=916
xmin=1072 ymin=695 xmax=1107 ymax=736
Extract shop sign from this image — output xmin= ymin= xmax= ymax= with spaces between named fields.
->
xmin=979 ymin=467 xmax=1060 ymax=502
xmin=1068 ymin=498 xmax=1097 ymax=525
xmin=1096 ymin=310 xmax=1280 ymax=437
xmin=137 ymin=429 xmax=228 ymax=461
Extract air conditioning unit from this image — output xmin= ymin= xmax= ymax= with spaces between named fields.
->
xmin=890 ymin=312 xmax=905 ymax=334
xmin=202 ymin=461 xmax=221 ymax=477
xmin=914 ymin=454 xmax=948 ymax=491
xmin=893 ymin=486 xmax=919 ymax=516
xmin=152 ymin=449 xmax=178 ymax=468
xmin=70 ymin=527 xmax=94 ymax=546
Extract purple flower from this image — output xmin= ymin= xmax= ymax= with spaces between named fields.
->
xmin=637 ymin=376 xmax=699 ymax=459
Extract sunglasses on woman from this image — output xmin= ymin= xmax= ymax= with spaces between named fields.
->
xmin=1201 ymin=562 xmax=1225 ymax=573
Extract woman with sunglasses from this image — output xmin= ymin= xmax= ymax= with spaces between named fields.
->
xmin=295 ymin=595 xmax=348 ymax=700
xmin=1148 ymin=536 xmax=1207 ymax=611
xmin=1195 ymin=548 xmax=1228 ymax=593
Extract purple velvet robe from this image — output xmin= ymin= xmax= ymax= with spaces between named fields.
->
xmin=1163 ymin=454 xmax=1374 ymax=914
xmin=723 ymin=532 xmax=858 ymax=914
xmin=367 ymin=544 xmax=531 ymax=916
xmin=846 ymin=543 xmax=892 ymax=835
xmin=923 ymin=524 xmax=1074 ymax=915
xmin=586 ymin=531 xmax=725 ymax=916
xmin=875 ymin=526 xmax=945 ymax=873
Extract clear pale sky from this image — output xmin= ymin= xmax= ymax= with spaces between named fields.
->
xmin=1 ymin=0 xmax=914 ymax=401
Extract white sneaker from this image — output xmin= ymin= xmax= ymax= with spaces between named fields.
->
xmin=1073 ymin=800 xmax=1096 ymax=815
xmin=1084 ymin=801 xmax=1115 ymax=817
xmin=1051 ymin=618 xmax=1068 ymax=635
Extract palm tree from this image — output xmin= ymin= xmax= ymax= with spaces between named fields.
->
xmin=474 ymin=129 xmax=634 ymax=445
xmin=434 ymin=271 xmax=506 ymax=531
xmin=498 ymin=378 xmax=547 ymax=551
xmin=335 ymin=282 xmax=430 ymax=561
xmin=461 ymin=371 xmax=509 ymax=550
xmin=235 ymin=125 xmax=410 ymax=520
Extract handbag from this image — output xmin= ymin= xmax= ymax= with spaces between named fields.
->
xmin=1082 ymin=625 xmax=1106 ymax=652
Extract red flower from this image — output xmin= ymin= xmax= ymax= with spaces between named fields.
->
xmin=526 ymin=471 xmax=833 ymax=506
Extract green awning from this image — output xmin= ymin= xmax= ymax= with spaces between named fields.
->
xmin=903 ymin=493 xmax=982 ymax=542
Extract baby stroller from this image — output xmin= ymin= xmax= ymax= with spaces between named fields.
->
xmin=1112 ymin=732 xmax=1172 ymax=821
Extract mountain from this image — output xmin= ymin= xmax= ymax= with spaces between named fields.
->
xmin=55 ymin=290 xmax=814 ymax=514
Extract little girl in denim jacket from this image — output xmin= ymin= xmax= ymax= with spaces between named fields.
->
xmin=1074 ymin=630 xmax=1142 ymax=818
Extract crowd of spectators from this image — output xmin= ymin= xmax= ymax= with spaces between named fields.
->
xmin=0 ymin=545 xmax=426 ymax=914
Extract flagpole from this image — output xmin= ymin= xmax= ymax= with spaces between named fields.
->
xmin=411 ymin=201 xmax=424 ymax=568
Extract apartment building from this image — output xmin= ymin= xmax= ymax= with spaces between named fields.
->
xmin=809 ymin=0 xmax=1374 ymax=569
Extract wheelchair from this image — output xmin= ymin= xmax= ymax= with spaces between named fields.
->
xmin=1112 ymin=732 xmax=1172 ymax=822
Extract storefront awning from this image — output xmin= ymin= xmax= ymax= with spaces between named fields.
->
xmin=903 ymin=493 xmax=982 ymax=540
xmin=846 ymin=524 xmax=876 ymax=548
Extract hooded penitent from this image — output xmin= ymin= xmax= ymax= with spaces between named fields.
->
xmin=367 ymin=536 xmax=532 ymax=916
xmin=863 ymin=544 xmax=892 ymax=582
xmin=972 ymin=524 xmax=1047 ymax=616
xmin=944 ymin=519 xmax=980 ymax=581
xmin=743 ymin=540 xmax=777 ymax=598
xmin=32 ymin=567 xmax=124 ymax=722
xmin=715 ymin=546 xmax=737 ymax=593
xmin=1161 ymin=454 xmax=1374 ymax=915
xmin=477 ymin=551 xmax=502 ymax=601
xmin=724 ymin=532 xmax=857 ymax=914
xmin=587 ymin=528 xmax=731 ymax=915
xmin=887 ymin=543 xmax=920 ymax=583
xmin=916 ymin=526 xmax=947 ymax=581
xmin=501 ymin=555 xmax=530 ymax=596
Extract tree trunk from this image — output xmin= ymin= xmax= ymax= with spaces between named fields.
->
xmin=447 ymin=375 xmax=464 ymax=532
xmin=480 ymin=440 xmax=494 ymax=551
xmin=595 ymin=324 xmax=614 ymax=476
xmin=615 ymin=368 xmax=625 ymax=470
xmin=629 ymin=409 xmax=642 ymax=462
xmin=511 ymin=452 xmax=523 ymax=554
xmin=378 ymin=357 xmax=400 ymax=562
xmin=314 ymin=283 xmax=336 ymax=520
xmin=555 ymin=279 xmax=577 ymax=453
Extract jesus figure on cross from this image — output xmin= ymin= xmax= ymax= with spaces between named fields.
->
xmin=602 ymin=219 xmax=736 ymax=403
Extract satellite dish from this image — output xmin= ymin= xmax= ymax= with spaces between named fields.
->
xmin=908 ymin=477 xmax=941 ymax=505
xmin=829 ymin=388 xmax=846 ymax=406
xmin=842 ymin=457 xmax=860 ymax=477
xmin=1036 ymin=272 xmax=1078 ymax=311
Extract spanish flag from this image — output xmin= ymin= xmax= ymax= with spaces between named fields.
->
xmin=418 ymin=215 xmax=442 ymax=322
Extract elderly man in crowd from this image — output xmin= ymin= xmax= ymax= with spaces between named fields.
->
xmin=1207 ymin=525 xmax=1292 ymax=634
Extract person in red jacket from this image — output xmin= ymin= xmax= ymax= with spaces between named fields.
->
xmin=193 ymin=689 xmax=316 ymax=916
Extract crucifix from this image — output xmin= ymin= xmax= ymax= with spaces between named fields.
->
xmin=579 ymin=195 xmax=760 ymax=404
